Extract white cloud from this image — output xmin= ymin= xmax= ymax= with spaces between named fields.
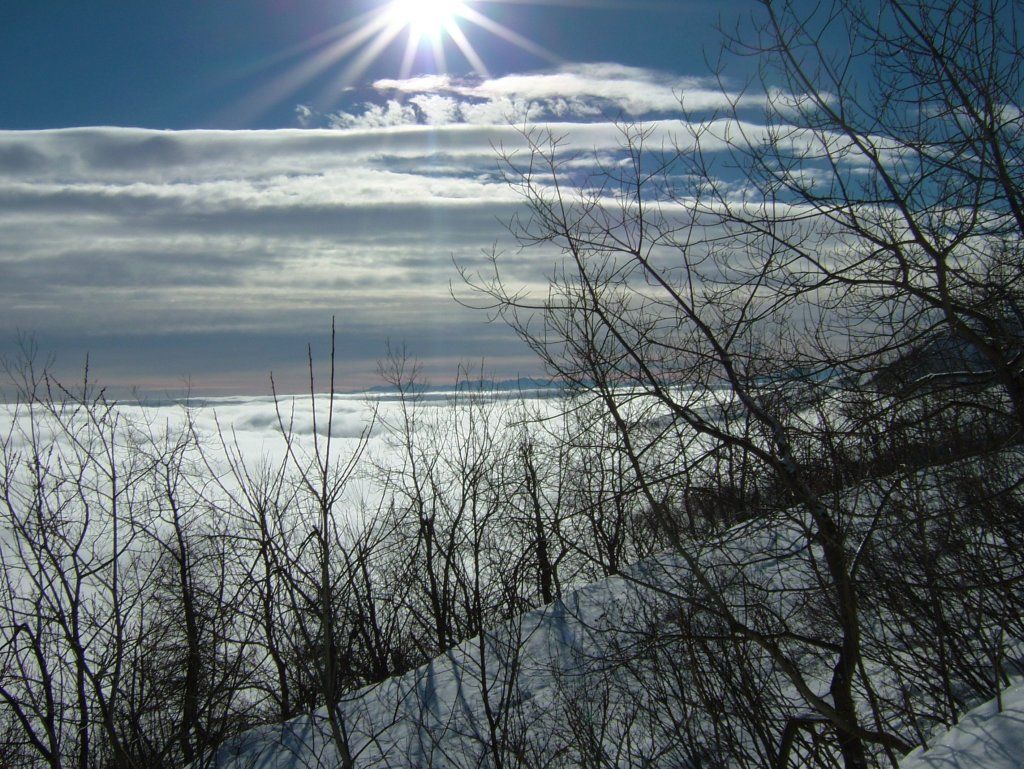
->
xmin=374 ymin=74 xmax=454 ymax=93
xmin=363 ymin=63 xmax=759 ymax=126
xmin=0 ymin=63 xmax=848 ymax=392
xmin=328 ymin=99 xmax=418 ymax=129
xmin=457 ymin=70 xmax=682 ymax=113
xmin=0 ymin=125 xmax=546 ymax=390
xmin=409 ymin=94 xmax=462 ymax=125
xmin=295 ymin=104 xmax=315 ymax=127
xmin=458 ymin=96 xmax=544 ymax=125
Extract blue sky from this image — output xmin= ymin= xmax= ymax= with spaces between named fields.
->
xmin=0 ymin=0 xmax=761 ymax=394
xmin=1 ymin=1 xmax=745 ymax=129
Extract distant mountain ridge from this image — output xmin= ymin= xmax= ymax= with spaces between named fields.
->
xmin=359 ymin=376 xmax=571 ymax=395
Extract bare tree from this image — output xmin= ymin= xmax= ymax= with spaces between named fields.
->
xmin=709 ymin=0 xmax=1024 ymax=427
xmin=458 ymin=3 xmax=1023 ymax=767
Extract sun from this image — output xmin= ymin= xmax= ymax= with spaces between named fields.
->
xmin=385 ymin=0 xmax=469 ymax=40
xmin=224 ymin=0 xmax=563 ymax=120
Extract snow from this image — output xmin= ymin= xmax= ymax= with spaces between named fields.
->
xmin=207 ymin=623 xmax=1024 ymax=768
xmin=199 ymin=510 xmax=1024 ymax=768
xmin=901 ymin=680 xmax=1024 ymax=769
xmin=17 ymin=391 xmax=993 ymax=768
xmin=203 ymin=564 xmax=658 ymax=768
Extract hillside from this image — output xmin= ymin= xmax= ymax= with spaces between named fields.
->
xmin=201 ymin=453 xmax=1024 ymax=768
xmin=205 ymin=556 xmax=665 ymax=768
xmin=900 ymin=681 xmax=1024 ymax=769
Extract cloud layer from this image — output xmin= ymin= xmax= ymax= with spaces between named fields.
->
xmin=0 ymin=123 xmax=541 ymax=391
xmin=320 ymin=63 xmax=756 ymax=128
xmin=0 ymin=63 xmax=826 ymax=394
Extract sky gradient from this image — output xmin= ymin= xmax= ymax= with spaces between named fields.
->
xmin=0 ymin=0 xmax=760 ymax=395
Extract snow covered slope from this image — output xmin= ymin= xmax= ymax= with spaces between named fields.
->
xmin=201 ymin=478 xmax=1023 ymax=769
xmin=901 ymin=681 xmax=1024 ymax=769
xmin=205 ymin=559 xmax=666 ymax=768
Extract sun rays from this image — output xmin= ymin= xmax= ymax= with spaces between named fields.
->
xmin=226 ymin=0 xmax=570 ymax=123
xmin=385 ymin=0 xmax=468 ymax=40
xmin=365 ymin=0 xmax=565 ymax=82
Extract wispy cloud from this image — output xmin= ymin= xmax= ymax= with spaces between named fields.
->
xmin=317 ymin=63 xmax=809 ymax=132
xmin=358 ymin=63 xmax=753 ymax=125
xmin=0 ymin=123 xmax=584 ymax=391
xmin=0 ymin=64 xmax=840 ymax=394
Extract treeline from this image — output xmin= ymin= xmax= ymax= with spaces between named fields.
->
xmin=0 ymin=351 xmax=667 ymax=769
xmin=1 ymin=344 xmax=1022 ymax=769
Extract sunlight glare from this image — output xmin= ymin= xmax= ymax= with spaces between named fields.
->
xmin=387 ymin=0 xmax=468 ymax=39
xmin=224 ymin=0 xmax=564 ymax=119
